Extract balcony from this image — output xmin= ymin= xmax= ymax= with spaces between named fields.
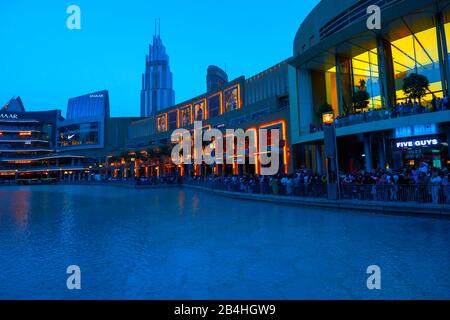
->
xmin=309 ymin=105 xmax=450 ymax=133
xmin=0 ymin=135 xmax=47 ymax=142
xmin=335 ymin=105 xmax=449 ymax=128
xmin=298 ymin=106 xmax=450 ymax=144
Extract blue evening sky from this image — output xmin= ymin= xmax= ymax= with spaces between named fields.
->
xmin=0 ymin=0 xmax=319 ymax=117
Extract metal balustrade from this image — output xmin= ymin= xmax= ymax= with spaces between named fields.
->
xmin=184 ymin=178 xmax=450 ymax=207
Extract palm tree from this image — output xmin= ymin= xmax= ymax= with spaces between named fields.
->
xmin=135 ymin=151 xmax=150 ymax=177
xmin=108 ymin=155 xmax=118 ymax=165
xmin=117 ymin=151 xmax=131 ymax=178
xmin=119 ymin=151 xmax=129 ymax=162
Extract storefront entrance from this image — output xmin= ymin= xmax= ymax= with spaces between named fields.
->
xmin=391 ymin=135 xmax=448 ymax=169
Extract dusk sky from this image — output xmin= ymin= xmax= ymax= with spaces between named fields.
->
xmin=0 ymin=0 xmax=319 ymax=117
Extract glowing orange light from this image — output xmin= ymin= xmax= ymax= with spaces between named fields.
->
xmin=19 ymin=131 xmax=32 ymax=136
xmin=322 ymin=112 xmax=334 ymax=125
xmin=179 ymin=104 xmax=193 ymax=127
xmin=223 ymin=83 xmax=242 ymax=111
xmin=194 ymin=98 xmax=208 ymax=120
xmin=156 ymin=113 xmax=168 ymax=132
xmin=8 ymin=160 xmax=32 ymax=164
xmin=259 ymin=120 xmax=288 ymax=174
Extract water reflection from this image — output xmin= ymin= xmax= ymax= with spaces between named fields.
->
xmin=178 ymin=190 xmax=185 ymax=216
xmin=0 ymin=185 xmax=449 ymax=299
xmin=10 ymin=189 xmax=31 ymax=231
xmin=192 ymin=193 xmax=200 ymax=217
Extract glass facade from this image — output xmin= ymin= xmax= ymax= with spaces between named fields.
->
xmin=391 ymin=27 xmax=443 ymax=103
xmin=319 ymin=24 xmax=448 ymax=117
xmin=66 ymin=90 xmax=109 ymax=119
xmin=58 ymin=122 xmax=99 ymax=148
xmin=325 ymin=67 xmax=339 ymax=115
xmin=351 ymin=49 xmax=381 ymax=110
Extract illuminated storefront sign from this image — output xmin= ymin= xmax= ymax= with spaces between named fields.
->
xmin=58 ymin=122 xmax=100 ymax=148
xmin=179 ymin=105 xmax=192 ymax=127
xmin=157 ymin=114 xmax=167 ymax=132
xmin=224 ymin=85 xmax=241 ymax=112
xmin=194 ymin=100 xmax=207 ymax=121
xmin=393 ymin=137 xmax=440 ymax=150
xmin=394 ymin=124 xmax=437 ymax=138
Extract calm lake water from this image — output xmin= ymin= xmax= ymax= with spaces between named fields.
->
xmin=0 ymin=185 xmax=449 ymax=299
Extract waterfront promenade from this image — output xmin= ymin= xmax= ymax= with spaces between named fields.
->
xmin=2 ymin=178 xmax=448 ymax=216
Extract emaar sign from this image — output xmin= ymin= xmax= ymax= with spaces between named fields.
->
xmin=0 ymin=113 xmax=18 ymax=119
xmin=394 ymin=137 xmax=440 ymax=150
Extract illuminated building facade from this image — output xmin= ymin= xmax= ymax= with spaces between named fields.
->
xmin=121 ymin=61 xmax=291 ymax=178
xmin=57 ymin=90 xmax=140 ymax=163
xmin=289 ymin=0 xmax=450 ymax=173
xmin=140 ymin=24 xmax=175 ymax=117
xmin=58 ymin=90 xmax=109 ymax=152
xmin=0 ymin=101 xmax=90 ymax=183
xmin=0 ymin=93 xmax=140 ymax=183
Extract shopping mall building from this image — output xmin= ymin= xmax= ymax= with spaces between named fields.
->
xmin=0 ymin=93 xmax=138 ymax=183
xmin=120 ymin=62 xmax=291 ymax=178
xmin=0 ymin=97 xmax=89 ymax=183
xmin=289 ymin=0 xmax=450 ymax=173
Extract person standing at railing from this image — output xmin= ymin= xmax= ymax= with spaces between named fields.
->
xmin=430 ymin=171 xmax=442 ymax=205
xmin=270 ymin=176 xmax=279 ymax=195
xmin=390 ymin=175 xmax=399 ymax=201
xmin=443 ymin=173 xmax=450 ymax=204
xmin=443 ymin=95 xmax=450 ymax=110
xmin=431 ymin=95 xmax=437 ymax=112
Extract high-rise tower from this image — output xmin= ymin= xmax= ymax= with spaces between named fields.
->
xmin=140 ymin=20 xmax=175 ymax=117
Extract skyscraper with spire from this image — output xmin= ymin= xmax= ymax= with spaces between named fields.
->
xmin=140 ymin=19 xmax=175 ymax=117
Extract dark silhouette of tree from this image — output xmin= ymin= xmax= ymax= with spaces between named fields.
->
xmin=403 ymin=73 xmax=429 ymax=105
xmin=352 ymin=90 xmax=370 ymax=112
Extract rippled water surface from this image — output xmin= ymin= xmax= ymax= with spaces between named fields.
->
xmin=0 ymin=185 xmax=449 ymax=299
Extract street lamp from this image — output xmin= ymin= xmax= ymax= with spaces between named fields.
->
xmin=322 ymin=111 xmax=341 ymax=200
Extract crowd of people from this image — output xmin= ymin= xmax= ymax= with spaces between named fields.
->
xmin=185 ymin=163 xmax=450 ymax=205
xmin=338 ymin=163 xmax=450 ymax=204
xmin=185 ymin=172 xmax=328 ymax=198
